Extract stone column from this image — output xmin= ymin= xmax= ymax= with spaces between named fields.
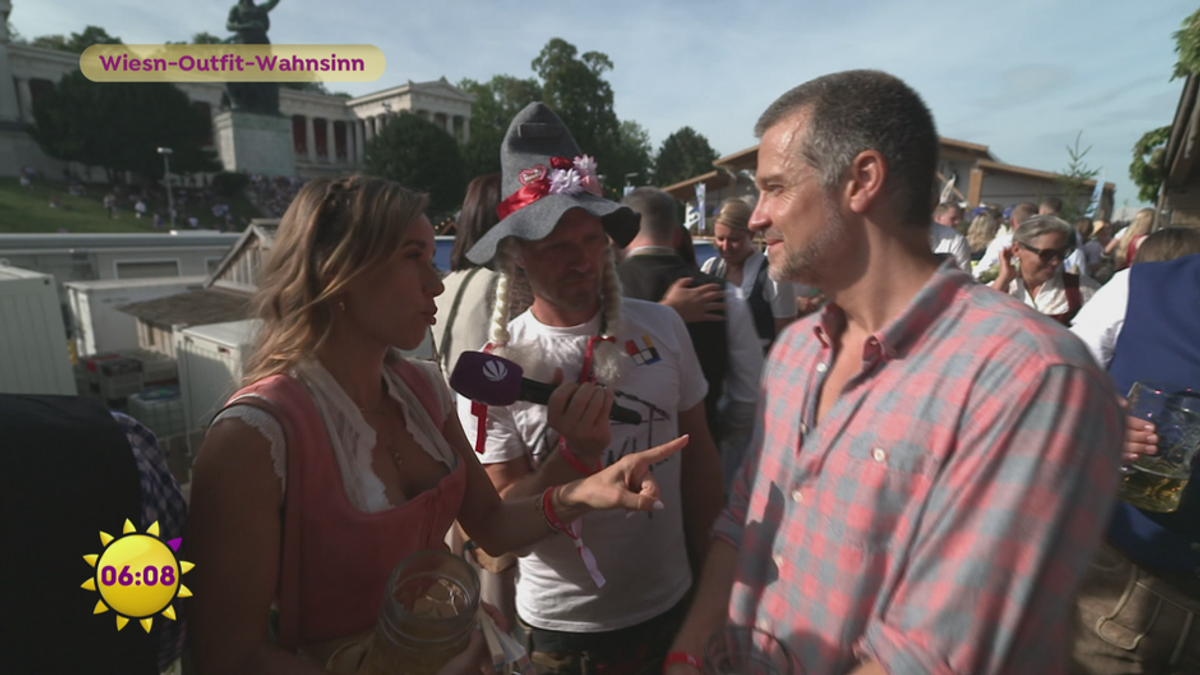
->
xmin=17 ymin=77 xmax=33 ymax=123
xmin=304 ymin=115 xmax=316 ymax=162
xmin=462 ymin=116 xmax=469 ymax=143
xmin=355 ymin=120 xmax=365 ymax=163
xmin=324 ymin=118 xmax=333 ymax=162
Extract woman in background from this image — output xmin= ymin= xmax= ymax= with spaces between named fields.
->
xmin=432 ymin=173 xmax=505 ymax=377
xmin=990 ymin=214 xmax=1099 ymax=325
xmin=966 ymin=207 xmax=1002 ymax=263
xmin=1110 ymin=208 xmax=1155 ymax=270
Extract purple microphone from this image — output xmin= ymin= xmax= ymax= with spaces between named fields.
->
xmin=450 ymin=351 xmax=641 ymax=425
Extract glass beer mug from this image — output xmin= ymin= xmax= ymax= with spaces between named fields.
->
xmin=1117 ymin=381 xmax=1200 ymax=513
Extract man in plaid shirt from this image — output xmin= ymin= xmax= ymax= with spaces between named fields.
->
xmin=666 ymin=70 xmax=1124 ymax=675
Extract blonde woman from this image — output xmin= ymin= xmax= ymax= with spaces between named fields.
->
xmin=187 ymin=176 xmax=686 ymax=675
xmin=965 ymin=207 xmax=1001 ymax=262
xmin=1109 ymin=207 xmax=1155 ymax=270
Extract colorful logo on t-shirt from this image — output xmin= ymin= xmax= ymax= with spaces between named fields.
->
xmin=624 ymin=336 xmax=661 ymax=366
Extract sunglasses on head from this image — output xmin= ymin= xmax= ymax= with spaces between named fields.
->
xmin=1018 ymin=241 xmax=1071 ymax=263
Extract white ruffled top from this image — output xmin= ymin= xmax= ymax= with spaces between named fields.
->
xmin=214 ymin=356 xmax=457 ymax=514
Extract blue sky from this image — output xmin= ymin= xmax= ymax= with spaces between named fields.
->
xmin=13 ymin=0 xmax=1195 ymax=208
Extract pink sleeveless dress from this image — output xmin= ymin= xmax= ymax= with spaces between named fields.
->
xmin=220 ymin=359 xmax=467 ymax=651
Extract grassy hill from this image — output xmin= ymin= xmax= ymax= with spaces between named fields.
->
xmin=0 ymin=177 xmax=263 ymax=233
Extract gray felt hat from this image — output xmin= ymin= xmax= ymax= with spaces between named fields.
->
xmin=465 ymin=102 xmax=640 ymax=266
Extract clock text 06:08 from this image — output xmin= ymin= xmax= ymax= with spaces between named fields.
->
xmin=100 ymin=565 xmax=176 ymax=587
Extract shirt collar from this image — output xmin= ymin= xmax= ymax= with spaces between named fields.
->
xmin=812 ymin=259 xmax=970 ymax=362
xmin=625 ymin=246 xmax=679 ymax=258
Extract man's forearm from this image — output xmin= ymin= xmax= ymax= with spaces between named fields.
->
xmin=669 ymin=538 xmax=737 ymax=656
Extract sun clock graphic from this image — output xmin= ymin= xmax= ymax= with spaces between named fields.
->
xmin=81 ymin=519 xmax=195 ymax=632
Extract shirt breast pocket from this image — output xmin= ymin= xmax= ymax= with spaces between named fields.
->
xmin=821 ymin=438 xmax=934 ymax=553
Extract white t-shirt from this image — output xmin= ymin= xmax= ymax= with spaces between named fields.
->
xmin=974 ymin=227 xmax=1013 ymax=279
xmin=1070 ymin=268 xmax=1130 ymax=368
xmin=459 ymin=300 xmax=707 ymax=632
xmin=929 ymin=222 xmax=971 ymax=271
xmin=702 ymin=251 xmax=797 ymax=348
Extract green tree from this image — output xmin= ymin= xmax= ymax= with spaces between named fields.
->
xmin=365 ymin=112 xmax=466 ymax=215
xmin=457 ymin=75 xmax=543 ymax=179
xmin=1129 ymin=7 xmax=1200 ymax=203
xmin=654 ymin=126 xmax=719 ymax=187
xmin=459 ymin=38 xmax=653 ymax=195
xmin=167 ymin=31 xmax=226 ymax=45
xmin=1056 ymin=132 xmax=1101 ymax=222
xmin=32 ymin=71 xmax=218 ymax=185
xmin=31 ymin=25 xmax=122 ymax=53
xmin=609 ymin=120 xmax=654 ymax=191
xmin=1130 ymin=126 xmax=1172 ymax=203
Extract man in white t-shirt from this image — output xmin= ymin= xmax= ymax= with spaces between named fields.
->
xmin=457 ymin=102 xmax=725 ymax=675
xmin=702 ymin=198 xmax=797 ymax=350
xmin=931 ymin=202 xmax=971 ymax=271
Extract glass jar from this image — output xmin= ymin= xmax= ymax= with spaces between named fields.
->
xmin=362 ymin=550 xmax=481 ymax=675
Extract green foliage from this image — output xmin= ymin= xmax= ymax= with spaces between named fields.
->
xmin=1130 ymin=126 xmax=1172 ymax=203
xmin=457 ymin=75 xmax=543 ymax=179
xmin=654 ymin=127 xmax=720 ymax=187
xmin=1174 ymin=7 xmax=1200 ymax=79
xmin=212 ymin=172 xmax=251 ymax=199
xmin=458 ymin=39 xmax=654 ymax=195
xmin=31 ymin=25 xmax=122 ymax=53
xmin=6 ymin=20 xmax=22 ymax=43
xmin=167 ymin=31 xmax=227 ymax=45
xmin=1055 ymin=131 xmax=1101 ymax=222
xmin=365 ymin=112 xmax=466 ymax=215
xmin=610 ymin=121 xmax=654 ymax=189
xmin=31 ymin=71 xmax=219 ymax=184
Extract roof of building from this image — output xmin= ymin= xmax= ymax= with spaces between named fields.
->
xmin=117 ymin=288 xmax=252 ymax=328
xmin=1161 ymin=74 xmax=1200 ymax=216
xmin=975 ymin=159 xmax=1117 ymax=190
xmin=205 ymin=219 xmax=279 ymax=290
xmin=63 ymin=276 xmax=207 ymax=292
xmin=0 ymin=231 xmax=240 ymax=253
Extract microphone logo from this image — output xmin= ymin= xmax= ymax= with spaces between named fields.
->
xmin=483 ymin=360 xmax=508 ymax=382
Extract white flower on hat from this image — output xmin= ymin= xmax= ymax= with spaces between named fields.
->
xmin=549 ymin=167 xmax=583 ymax=195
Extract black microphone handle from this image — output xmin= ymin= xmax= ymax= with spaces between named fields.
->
xmin=518 ymin=378 xmax=642 ymax=425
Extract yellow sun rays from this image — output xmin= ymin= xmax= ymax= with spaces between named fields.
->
xmin=82 ymin=520 xmax=194 ymax=632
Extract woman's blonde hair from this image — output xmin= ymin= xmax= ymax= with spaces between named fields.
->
xmin=1115 ymin=208 xmax=1155 ymax=268
xmin=242 ymin=175 xmax=429 ymax=385
xmin=1133 ymin=227 xmax=1200 ymax=264
xmin=966 ymin=210 xmax=1000 ymax=254
xmin=715 ymin=198 xmax=753 ymax=232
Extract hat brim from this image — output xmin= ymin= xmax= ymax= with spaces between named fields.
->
xmin=467 ymin=193 xmax=640 ymax=266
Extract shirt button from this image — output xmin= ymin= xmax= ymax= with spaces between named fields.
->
xmin=772 ymin=554 xmax=785 ymax=569
xmin=791 ymin=489 xmax=803 ymax=503
xmin=816 ymin=362 xmax=828 ymax=373
xmin=872 ymin=447 xmax=887 ymax=463
xmin=799 ymin=422 xmax=809 ymax=435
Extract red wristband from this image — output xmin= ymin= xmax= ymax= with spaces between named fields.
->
xmin=664 ymin=652 xmax=703 ymax=673
xmin=558 ymin=437 xmax=600 ymax=475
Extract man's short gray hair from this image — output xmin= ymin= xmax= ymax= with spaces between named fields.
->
xmin=754 ymin=69 xmax=939 ymax=227
xmin=1015 ymin=215 xmax=1074 ymax=245
xmin=621 ymin=187 xmax=679 ymax=245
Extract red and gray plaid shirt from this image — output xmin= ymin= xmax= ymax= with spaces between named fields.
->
xmin=712 ymin=262 xmax=1123 ymax=675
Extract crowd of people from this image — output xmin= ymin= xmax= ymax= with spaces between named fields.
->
xmin=9 ymin=69 xmax=1200 ymax=675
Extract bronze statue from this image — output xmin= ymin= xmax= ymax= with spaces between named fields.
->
xmin=225 ymin=0 xmax=281 ymax=115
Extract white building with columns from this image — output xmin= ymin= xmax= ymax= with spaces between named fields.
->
xmin=0 ymin=0 xmax=474 ymax=179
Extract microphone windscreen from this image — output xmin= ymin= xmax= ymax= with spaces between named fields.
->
xmin=449 ymin=351 xmax=524 ymax=406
